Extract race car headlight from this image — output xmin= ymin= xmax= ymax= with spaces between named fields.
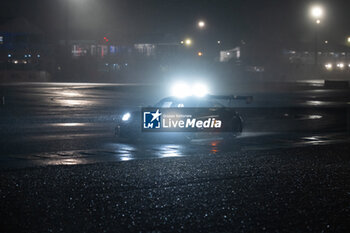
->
xmin=122 ymin=112 xmax=131 ymax=121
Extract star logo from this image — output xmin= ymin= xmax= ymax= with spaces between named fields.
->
xmin=151 ymin=109 xmax=162 ymax=122
xmin=143 ymin=109 xmax=162 ymax=129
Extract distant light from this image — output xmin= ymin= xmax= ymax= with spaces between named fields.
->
xmin=198 ymin=51 xmax=203 ymax=56
xmin=316 ymin=19 xmax=321 ymax=24
xmin=13 ymin=60 xmax=18 ymax=64
xmin=217 ymin=40 xmax=221 ymax=44
xmin=324 ymin=40 xmax=328 ymax=44
xmin=347 ymin=37 xmax=350 ymax=43
xmin=8 ymin=54 xmax=11 ymax=58
xmin=198 ymin=20 xmax=205 ymax=28
xmin=311 ymin=6 xmax=323 ymax=19
xmin=180 ymin=40 xmax=184 ymax=44
xmin=28 ymin=54 xmax=31 ymax=58
xmin=337 ymin=63 xmax=345 ymax=69
xmin=324 ymin=63 xmax=332 ymax=70
xmin=348 ymin=64 xmax=350 ymax=68
xmin=24 ymin=55 xmax=27 ymax=58
xmin=185 ymin=39 xmax=192 ymax=46
xmin=37 ymin=54 xmax=40 ymax=58
xmin=125 ymin=63 xmax=128 ymax=66
xmin=226 ymin=52 xmax=230 ymax=55
xmin=23 ymin=61 xmax=27 ymax=64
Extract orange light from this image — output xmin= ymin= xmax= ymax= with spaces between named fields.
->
xmin=198 ymin=52 xmax=203 ymax=56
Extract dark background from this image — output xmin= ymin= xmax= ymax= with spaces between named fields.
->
xmin=1 ymin=0 xmax=350 ymax=45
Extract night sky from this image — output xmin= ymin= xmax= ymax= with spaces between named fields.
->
xmin=1 ymin=0 xmax=349 ymax=47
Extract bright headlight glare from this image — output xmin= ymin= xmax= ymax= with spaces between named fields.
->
xmin=122 ymin=112 xmax=131 ymax=121
xmin=193 ymin=83 xmax=209 ymax=97
xmin=171 ymin=82 xmax=209 ymax=98
xmin=171 ymin=82 xmax=191 ymax=98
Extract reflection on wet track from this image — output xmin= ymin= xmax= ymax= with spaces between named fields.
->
xmin=2 ymin=132 xmax=350 ymax=169
xmin=0 ymin=82 xmax=349 ymax=168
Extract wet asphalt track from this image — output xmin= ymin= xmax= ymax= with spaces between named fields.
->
xmin=2 ymin=143 xmax=350 ymax=232
xmin=0 ymin=81 xmax=350 ymax=169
